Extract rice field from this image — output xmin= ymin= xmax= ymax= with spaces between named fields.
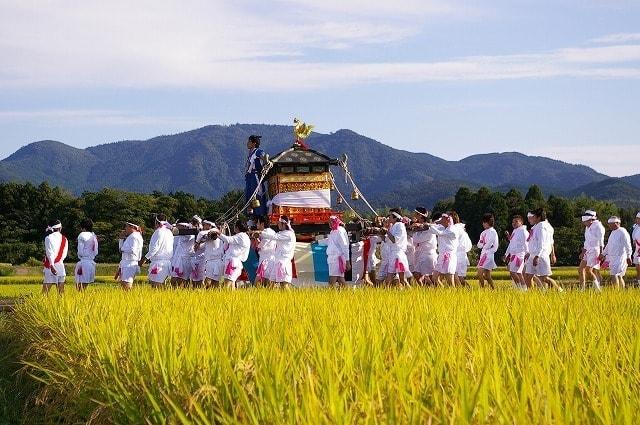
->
xmin=1 ymin=268 xmax=640 ymax=424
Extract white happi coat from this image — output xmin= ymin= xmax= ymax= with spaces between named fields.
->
xmin=146 ymin=226 xmax=174 ymax=283
xmin=631 ymin=224 xmax=640 ymax=265
xmin=602 ymin=227 xmax=632 ymax=276
xmin=218 ymin=232 xmax=251 ymax=282
xmin=456 ymin=224 xmax=473 ymax=276
xmin=323 ymin=226 xmax=350 ymax=277
xmin=75 ymin=231 xmax=98 ymax=284
xmin=505 ymin=225 xmax=529 ymax=272
xmin=261 ymin=229 xmax=296 ymax=283
xmin=44 ymin=231 xmax=69 ymax=283
xmin=430 ymin=223 xmax=462 ymax=274
xmin=583 ymin=220 xmax=605 ymax=268
xmin=477 ymin=227 xmax=499 ymax=270
xmin=257 ymin=227 xmax=277 ymax=281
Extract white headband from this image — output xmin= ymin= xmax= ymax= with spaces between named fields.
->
xmin=391 ymin=212 xmax=402 ymax=220
xmin=527 ymin=212 xmax=534 ymax=218
xmin=279 ymin=217 xmax=292 ymax=230
xmin=414 ymin=209 xmax=429 ymax=218
xmin=125 ymin=222 xmax=140 ymax=230
xmin=202 ymin=220 xmax=216 ymax=227
xmin=45 ymin=223 xmax=62 ymax=232
xmin=581 ymin=215 xmax=595 ymax=222
xmin=192 ymin=215 xmax=202 ymax=223
xmin=636 ymin=212 xmax=640 ymax=219
xmin=608 ymin=217 xmax=621 ymax=224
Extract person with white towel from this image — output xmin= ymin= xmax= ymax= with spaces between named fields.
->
xmin=43 ymin=220 xmax=68 ymax=294
xmin=504 ymin=215 xmax=529 ymax=290
xmin=601 ymin=216 xmax=633 ymax=289
xmin=140 ymin=214 xmax=174 ymax=288
xmin=578 ymin=210 xmax=605 ymax=291
xmin=74 ymin=218 xmax=98 ymax=291
xmin=476 ymin=213 xmax=499 ymax=289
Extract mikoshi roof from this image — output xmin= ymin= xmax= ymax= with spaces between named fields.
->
xmin=269 ymin=146 xmax=338 ymax=165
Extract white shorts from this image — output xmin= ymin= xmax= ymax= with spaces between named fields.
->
xmin=223 ymin=258 xmax=243 ymax=282
xmin=456 ymin=254 xmax=470 ymax=277
xmin=608 ymin=256 xmax=628 ymax=277
xmin=119 ymin=263 xmax=140 ymax=284
xmin=507 ymin=253 xmax=525 ymax=274
xmin=43 ymin=262 xmax=66 ymax=284
xmin=584 ymin=249 xmax=601 ymax=269
xmin=171 ymin=256 xmax=192 ymax=280
xmin=148 ymin=260 xmax=171 ymax=284
xmin=525 ymin=255 xmax=552 ymax=277
xmin=190 ymin=256 xmax=206 ymax=281
xmin=436 ymin=251 xmax=457 ymax=275
xmin=477 ymin=252 xmax=497 ymax=270
xmin=205 ymin=258 xmax=224 ymax=281
xmin=256 ymin=255 xmax=275 ymax=281
xmin=414 ymin=250 xmax=437 ymax=275
xmin=328 ymin=255 xmax=348 ymax=277
xmin=386 ymin=251 xmax=410 ymax=275
xmin=272 ymin=258 xmax=293 ymax=283
xmin=74 ymin=259 xmax=96 ymax=284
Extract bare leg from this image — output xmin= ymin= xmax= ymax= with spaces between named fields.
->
xmin=485 ymin=270 xmax=495 ymax=289
xmin=578 ymin=260 xmax=587 ymax=289
xmin=477 ymin=268 xmax=485 ymax=288
xmin=224 ymin=279 xmax=236 ymax=290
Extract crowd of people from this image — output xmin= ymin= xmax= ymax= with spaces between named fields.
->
xmin=41 ymin=208 xmax=640 ymax=294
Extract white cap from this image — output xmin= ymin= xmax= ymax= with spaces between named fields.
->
xmin=608 ymin=216 xmax=621 ymax=224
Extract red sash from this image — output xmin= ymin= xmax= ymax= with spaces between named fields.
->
xmin=362 ymin=238 xmax=371 ymax=272
xmin=43 ymin=236 xmax=67 ymax=268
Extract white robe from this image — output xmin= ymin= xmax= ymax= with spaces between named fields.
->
xmin=218 ymin=232 xmax=251 ymax=282
xmin=505 ymin=226 xmax=528 ymax=273
xmin=430 ymin=224 xmax=461 ymax=274
xmin=322 ymin=226 xmax=350 ymax=277
xmin=477 ymin=227 xmax=499 ymax=270
xmin=583 ymin=220 xmax=605 ymax=268
xmin=119 ymin=232 xmax=143 ymax=283
xmin=261 ymin=229 xmax=296 ymax=283
xmin=602 ymin=227 xmax=632 ymax=276
xmin=44 ymin=232 xmax=68 ymax=283
xmin=632 ymin=224 xmax=640 ymax=265
xmin=75 ymin=231 xmax=98 ymax=284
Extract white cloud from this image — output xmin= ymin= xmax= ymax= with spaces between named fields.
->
xmin=591 ymin=32 xmax=640 ymax=44
xmin=0 ymin=109 xmax=200 ymax=127
xmin=0 ymin=2 xmax=639 ymax=91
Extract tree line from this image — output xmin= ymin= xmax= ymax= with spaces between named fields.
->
xmin=0 ymin=181 xmax=636 ymax=266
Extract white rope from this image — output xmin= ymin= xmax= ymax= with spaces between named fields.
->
xmin=337 ymin=160 xmax=378 ymax=217
xmin=217 ymin=162 xmax=273 ymax=224
xmin=329 ymin=171 xmax=365 ymax=222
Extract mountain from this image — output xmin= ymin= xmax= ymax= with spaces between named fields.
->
xmin=622 ymin=174 xmax=640 ymax=188
xmin=0 ymin=124 xmax=611 ymax=207
xmin=568 ymin=178 xmax=640 ymax=209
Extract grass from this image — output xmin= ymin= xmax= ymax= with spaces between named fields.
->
xmin=0 ymin=276 xmax=639 ymax=424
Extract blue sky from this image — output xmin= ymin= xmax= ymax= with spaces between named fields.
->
xmin=1 ymin=0 xmax=639 ymax=176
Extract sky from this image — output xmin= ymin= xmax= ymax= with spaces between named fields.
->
xmin=1 ymin=0 xmax=639 ymax=176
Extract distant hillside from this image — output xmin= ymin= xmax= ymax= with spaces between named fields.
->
xmin=622 ymin=174 xmax=640 ymax=188
xmin=569 ymin=178 xmax=640 ymax=209
xmin=0 ymin=124 xmax=612 ymax=207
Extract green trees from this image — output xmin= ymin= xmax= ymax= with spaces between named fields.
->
xmin=0 ymin=183 xmax=243 ymax=264
xmin=433 ymin=185 xmax=633 ymax=266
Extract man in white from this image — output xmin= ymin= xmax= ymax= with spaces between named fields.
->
xmin=578 ymin=210 xmax=605 ymax=291
xmin=452 ymin=212 xmax=472 ymax=288
xmin=601 ymin=216 xmax=633 ymax=289
xmin=430 ymin=212 xmax=462 ymax=287
xmin=43 ymin=220 xmax=68 ymax=294
xmin=476 ymin=213 xmax=499 ymax=289
xmin=632 ymin=212 xmax=640 ymax=288
xmin=74 ymin=218 xmax=98 ymax=291
xmin=139 ymin=214 xmax=173 ymax=289
xmin=376 ymin=218 xmax=393 ymax=286
xmin=194 ymin=220 xmax=225 ymax=288
xmin=118 ymin=222 xmax=143 ymax=290
xmin=259 ymin=216 xmax=296 ymax=289
xmin=170 ymin=221 xmax=195 ymax=288
xmin=411 ymin=207 xmax=437 ymax=286
xmin=525 ymin=209 xmax=563 ymax=291
xmin=213 ymin=220 xmax=251 ymax=289
xmin=504 ymin=215 xmax=529 ymax=290
xmin=320 ymin=215 xmax=351 ymax=287
xmin=254 ymin=216 xmax=276 ymax=287
xmin=383 ymin=209 xmax=410 ymax=287
xmin=189 ymin=215 xmax=206 ymax=288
